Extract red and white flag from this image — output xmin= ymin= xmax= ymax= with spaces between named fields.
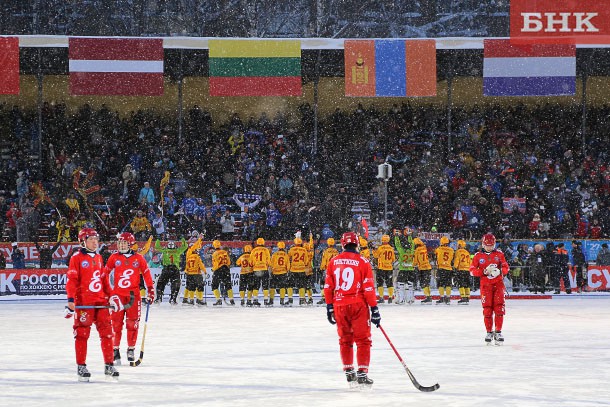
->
xmin=69 ymin=38 xmax=164 ymax=96
xmin=0 ymin=37 xmax=20 ymax=95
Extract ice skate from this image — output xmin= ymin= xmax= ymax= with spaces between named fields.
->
xmin=388 ymin=297 xmax=393 ymax=304
xmin=268 ymin=299 xmax=274 ymax=307
xmin=169 ymin=297 xmax=178 ymax=306
xmin=485 ymin=332 xmax=494 ymax=345
xmin=494 ymin=331 xmax=504 ymax=346
xmin=279 ymin=298 xmax=285 ymax=306
xmin=246 ymin=300 xmax=253 ymax=307
xmin=345 ymin=369 xmax=358 ymax=389
xmin=264 ymin=299 xmax=269 ymax=307
xmin=229 ymin=299 xmax=235 ymax=306
xmin=444 ymin=296 xmax=450 ymax=305
xmin=357 ymin=370 xmax=373 ymax=389
xmin=153 ymin=297 xmax=162 ymax=306
xmin=253 ymin=299 xmax=261 ymax=307
xmin=241 ymin=299 xmax=245 ymax=307
xmin=316 ymin=298 xmax=325 ymax=305
xmin=420 ymin=296 xmax=432 ymax=304
xmin=113 ymin=348 xmax=121 ymax=366
xmin=182 ymin=297 xmax=189 ymax=305
xmin=307 ymin=298 xmax=313 ymax=306
xmin=77 ymin=364 xmax=91 ymax=382
xmin=435 ymin=297 xmax=444 ymax=305
xmin=104 ymin=363 xmax=119 ymax=381
xmin=377 ymin=297 xmax=385 ymax=304
xmin=127 ymin=347 xmax=135 ymax=362
xmin=288 ymin=298 xmax=294 ymax=307
xmin=196 ymin=299 xmax=206 ymax=307
xmin=299 ymin=298 xmax=306 ymax=306
xmin=457 ymin=297 xmax=468 ymax=305
xmin=213 ymin=299 xmax=223 ymax=306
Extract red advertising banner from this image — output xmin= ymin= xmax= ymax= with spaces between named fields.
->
xmin=587 ymin=266 xmax=610 ymax=291
xmin=511 ymin=0 xmax=610 ymax=44
xmin=0 ymin=268 xmax=67 ymax=296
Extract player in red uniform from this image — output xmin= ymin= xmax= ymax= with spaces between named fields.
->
xmin=64 ymin=228 xmax=123 ymax=382
xmin=324 ymin=231 xmax=380 ymax=388
xmin=105 ymin=232 xmax=155 ymax=365
xmin=469 ymin=233 xmax=509 ymax=346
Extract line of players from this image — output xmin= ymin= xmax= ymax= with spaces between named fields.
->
xmin=152 ymin=231 xmax=477 ymax=308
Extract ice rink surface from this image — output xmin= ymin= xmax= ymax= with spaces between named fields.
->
xmin=1 ymin=296 xmax=609 ymax=407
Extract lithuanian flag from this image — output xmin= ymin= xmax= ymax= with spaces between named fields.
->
xmin=209 ymin=39 xmax=302 ymax=96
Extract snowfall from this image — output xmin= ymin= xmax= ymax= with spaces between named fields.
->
xmin=1 ymin=294 xmax=609 ymax=407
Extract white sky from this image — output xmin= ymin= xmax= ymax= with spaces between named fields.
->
xmin=1 ymin=297 xmax=609 ymax=407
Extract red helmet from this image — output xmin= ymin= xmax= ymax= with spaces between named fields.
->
xmin=116 ymin=232 xmax=136 ymax=245
xmin=482 ymin=233 xmax=496 ymax=247
xmin=340 ymin=232 xmax=359 ymax=248
xmin=78 ymin=228 xmax=99 ymax=242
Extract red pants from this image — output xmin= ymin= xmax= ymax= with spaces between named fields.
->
xmin=72 ymin=305 xmax=114 ymax=365
xmin=480 ymin=281 xmax=506 ymax=332
xmin=334 ymin=302 xmax=372 ymax=373
xmin=111 ymin=293 xmax=142 ymax=348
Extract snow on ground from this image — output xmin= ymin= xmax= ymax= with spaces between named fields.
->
xmin=1 ymin=296 xmax=609 ymax=407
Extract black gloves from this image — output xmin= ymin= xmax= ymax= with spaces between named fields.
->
xmin=326 ymin=303 xmax=336 ymax=325
xmin=370 ymin=306 xmax=381 ymax=328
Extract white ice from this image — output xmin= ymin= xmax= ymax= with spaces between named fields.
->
xmin=1 ymin=297 xmax=609 ymax=407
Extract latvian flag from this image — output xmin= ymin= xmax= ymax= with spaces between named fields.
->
xmin=69 ymin=38 xmax=164 ymax=96
xmin=483 ymin=39 xmax=576 ymax=97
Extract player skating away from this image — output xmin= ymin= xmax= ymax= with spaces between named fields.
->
xmin=373 ymin=234 xmax=396 ymax=303
xmin=249 ymin=237 xmax=271 ymax=306
xmin=394 ymin=231 xmax=416 ymax=304
xmin=288 ymin=237 xmax=309 ymax=306
xmin=469 ymin=233 xmax=509 ymax=345
xmin=269 ymin=241 xmax=290 ymax=306
xmin=182 ymin=237 xmax=207 ymax=306
xmin=413 ymin=238 xmax=433 ymax=304
xmin=317 ymin=238 xmax=339 ymax=305
xmin=64 ymin=228 xmax=121 ymax=381
xmin=453 ymin=240 xmax=472 ymax=304
xmin=211 ymin=240 xmax=235 ymax=306
xmin=154 ymin=238 xmax=187 ymax=305
xmin=325 ymin=232 xmax=380 ymax=389
xmin=105 ymin=232 xmax=154 ymax=365
xmin=237 ymin=245 xmax=254 ymax=306
xmin=435 ymin=236 xmax=455 ymax=305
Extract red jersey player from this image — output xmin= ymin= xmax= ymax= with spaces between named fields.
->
xmin=105 ymin=232 xmax=155 ymax=365
xmin=324 ymin=231 xmax=380 ymax=388
xmin=469 ymin=233 xmax=509 ymax=346
xmin=64 ymin=228 xmax=123 ymax=382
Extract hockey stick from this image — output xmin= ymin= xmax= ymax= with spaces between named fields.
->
xmin=378 ymin=325 xmax=440 ymax=392
xmin=130 ymin=299 xmax=150 ymax=367
xmin=75 ymin=291 xmax=135 ymax=310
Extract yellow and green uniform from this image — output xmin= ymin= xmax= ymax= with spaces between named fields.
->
xmin=184 ymin=239 xmax=207 ymax=302
xmin=250 ymin=245 xmax=271 ymax=301
xmin=270 ymin=249 xmax=290 ymax=301
xmin=211 ymin=247 xmax=233 ymax=301
xmin=374 ymin=243 xmax=396 ymax=299
xmin=435 ymin=245 xmax=455 ymax=299
xmin=413 ymin=244 xmax=432 ymax=297
xmin=319 ymin=245 xmax=339 ymax=301
xmin=237 ymin=252 xmax=253 ymax=301
xmin=288 ymin=244 xmax=309 ymax=299
xmin=453 ymin=248 xmax=472 ymax=300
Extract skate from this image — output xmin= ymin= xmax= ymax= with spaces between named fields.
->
xmin=229 ymin=299 xmax=235 ymax=306
xmin=444 ymin=296 xmax=450 ymax=305
xmin=182 ymin=297 xmax=189 ymax=305
xmin=345 ymin=369 xmax=358 ymax=389
xmin=104 ymin=363 xmax=119 ymax=381
xmin=113 ymin=348 xmax=121 ymax=366
xmin=288 ymin=298 xmax=294 ymax=307
xmin=268 ymin=299 xmax=274 ymax=307
xmin=213 ymin=299 xmax=223 ymax=306
xmin=127 ymin=348 xmax=135 ymax=363
xmin=169 ymin=296 xmax=178 ymax=306
xmin=153 ymin=297 xmax=162 ymax=306
xmin=241 ymin=299 xmax=245 ymax=307
xmin=420 ymin=296 xmax=432 ymax=305
xmin=357 ymin=370 xmax=374 ymax=389
xmin=299 ymin=298 xmax=306 ymax=306
xmin=316 ymin=298 xmax=325 ymax=305
xmin=264 ymin=299 xmax=269 ymax=307
xmin=77 ymin=364 xmax=91 ymax=382
xmin=378 ymin=297 xmax=385 ymax=304
xmin=494 ymin=331 xmax=504 ymax=346
xmin=435 ymin=297 xmax=445 ymax=305
xmin=280 ymin=298 xmax=285 ymax=306
xmin=387 ymin=297 xmax=393 ymax=304
xmin=485 ymin=332 xmax=494 ymax=345
xmin=457 ymin=297 xmax=467 ymax=305
xmin=253 ymin=299 xmax=261 ymax=307
xmin=196 ymin=299 xmax=206 ymax=307
xmin=246 ymin=300 xmax=253 ymax=307
xmin=307 ymin=298 xmax=313 ymax=306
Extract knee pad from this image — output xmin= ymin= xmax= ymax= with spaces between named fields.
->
xmin=74 ymin=326 xmax=91 ymax=340
xmin=97 ymin=319 xmax=114 ymax=339
xmin=126 ymin=318 xmax=140 ymax=332
xmin=483 ymin=307 xmax=493 ymax=318
xmin=494 ymin=303 xmax=505 ymax=316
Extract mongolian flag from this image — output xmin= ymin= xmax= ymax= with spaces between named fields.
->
xmin=345 ymin=39 xmax=436 ymax=97
xmin=209 ymin=39 xmax=302 ymax=96
xmin=69 ymin=37 xmax=164 ymax=96
xmin=0 ymin=37 xmax=19 ymax=95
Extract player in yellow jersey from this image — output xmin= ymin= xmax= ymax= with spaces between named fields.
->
xmin=413 ymin=238 xmax=433 ymax=304
xmin=182 ymin=238 xmax=207 ymax=306
xmin=435 ymin=236 xmax=455 ymax=305
xmin=359 ymin=237 xmax=371 ymax=260
xmin=317 ymin=238 xmax=339 ymax=304
xmin=250 ymin=237 xmax=271 ymax=307
xmin=288 ymin=236 xmax=310 ymax=306
xmin=211 ymin=240 xmax=235 ymax=306
xmin=453 ymin=240 xmax=472 ymax=304
xmin=373 ymin=235 xmax=396 ymax=303
xmin=236 ymin=245 xmax=254 ymax=306
xmin=304 ymin=238 xmax=316 ymax=305
xmin=270 ymin=241 xmax=291 ymax=306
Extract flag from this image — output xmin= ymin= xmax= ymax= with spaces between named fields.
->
xmin=345 ymin=39 xmax=436 ymax=97
xmin=483 ymin=39 xmax=576 ymax=96
xmin=69 ymin=38 xmax=164 ymax=96
xmin=159 ymin=171 xmax=171 ymax=201
xmin=361 ymin=218 xmax=369 ymax=239
xmin=209 ymin=39 xmax=301 ymax=96
xmin=0 ymin=37 xmax=19 ymax=95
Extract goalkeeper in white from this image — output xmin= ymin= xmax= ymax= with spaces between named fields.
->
xmin=469 ymin=233 xmax=509 ymax=345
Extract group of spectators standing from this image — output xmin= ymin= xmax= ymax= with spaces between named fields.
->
xmin=0 ymin=101 xmax=608 ymax=245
